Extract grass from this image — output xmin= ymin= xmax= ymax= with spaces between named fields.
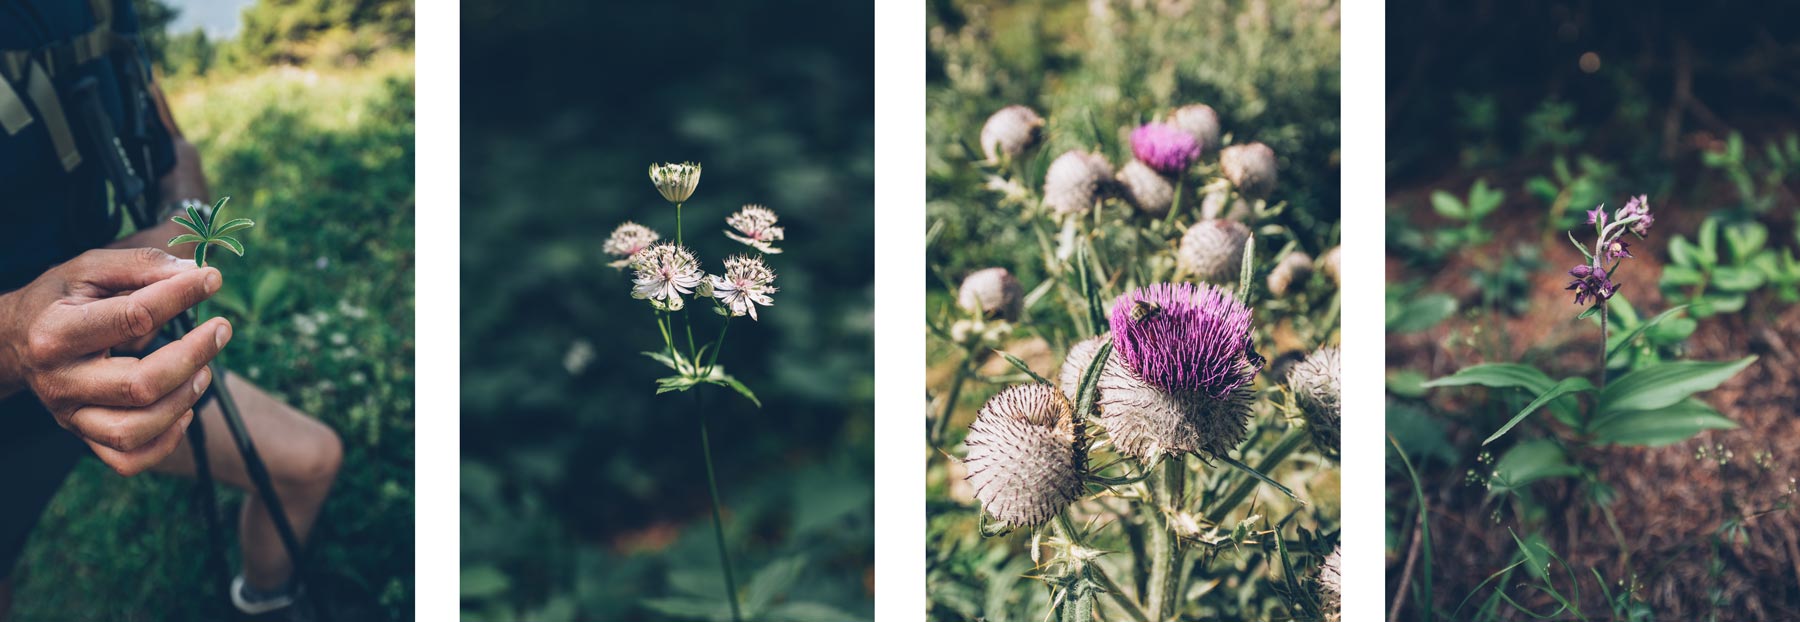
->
xmin=11 ymin=53 xmax=415 ymax=621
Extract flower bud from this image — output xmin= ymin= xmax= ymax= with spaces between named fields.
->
xmin=1116 ymin=159 xmax=1189 ymax=218
xmin=1288 ymin=346 xmax=1340 ymax=458
xmin=1220 ymin=142 xmax=1278 ymax=200
xmin=958 ymin=267 xmax=1024 ymax=321
xmin=1043 ymin=150 xmax=1115 ymax=216
xmin=1171 ymin=103 xmax=1222 ymax=150
xmin=1266 ymin=251 xmax=1314 ymax=297
xmin=1178 ymin=219 xmax=1251 ymax=283
xmin=979 ymin=105 xmax=1046 ymax=164
xmin=964 ymin=384 xmax=1086 ymax=527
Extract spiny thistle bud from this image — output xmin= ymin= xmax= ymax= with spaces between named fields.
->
xmin=724 ymin=204 xmax=785 ymax=254
xmin=1220 ymin=142 xmax=1278 ymax=200
xmin=603 ymin=221 xmax=660 ymax=268
xmin=964 ymin=384 xmax=1086 ymax=527
xmin=1318 ymin=546 xmax=1342 ymax=621
xmin=1116 ymin=159 xmax=1188 ymax=218
xmin=1129 ymin=123 xmax=1202 ymax=177
xmin=648 ymin=162 xmax=702 ymax=204
xmin=979 ymin=105 xmax=1046 ymax=164
xmin=958 ymin=267 xmax=1024 ymax=321
xmin=1043 ymin=150 xmax=1114 ymax=216
xmin=630 ymin=242 xmax=705 ymax=311
xmin=1321 ymin=246 xmax=1341 ymax=287
xmin=709 ymin=255 xmax=778 ymax=321
xmin=1095 ymin=283 xmax=1262 ymax=460
xmin=1171 ymin=103 xmax=1222 ymax=150
xmin=1178 ymin=219 xmax=1251 ymax=283
xmin=1266 ymin=251 xmax=1314 ymax=297
xmin=1058 ymin=334 xmax=1109 ymax=403
xmin=1288 ymin=346 xmax=1340 ymax=458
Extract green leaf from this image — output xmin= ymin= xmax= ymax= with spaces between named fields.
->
xmin=1702 ymin=293 xmax=1747 ymax=314
xmin=1385 ymin=370 xmax=1430 ymax=398
xmin=167 ymin=233 xmax=206 ymax=246
xmin=1073 ymin=342 xmax=1111 ymax=421
xmin=1423 ymin=363 xmax=1555 ymax=393
xmin=1219 ymin=454 xmax=1301 ymax=502
xmin=171 ymin=216 xmax=203 ymax=235
xmin=1510 ymin=529 xmax=1554 ymax=581
xmin=1490 ymin=440 xmax=1580 ymax=495
xmin=640 ymin=351 xmax=681 ymax=372
xmin=1667 ymin=236 xmax=1698 ymax=268
xmin=193 ymin=244 xmax=208 ymax=268
xmin=1606 ymin=305 xmax=1687 ymax=361
xmin=1725 ymin=222 xmax=1768 ymax=263
xmin=1711 ymin=266 xmax=1765 ymax=292
xmin=1484 ymin=377 xmax=1593 ymax=445
xmin=1588 ymin=398 xmax=1737 ymax=447
xmin=1660 ymin=265 xmax=1704 ymax=286
xmin=713 ymin=374 xmax=762 ymax=408
xmin=212 ymin=217 xmax=256 ymax=236
xmin=1598 ymin=356 xmax=1756 ymax=417
xmin=460 ymin=566 xmax=511 ymax=599
xmin=744 ymin=556 xmax=807 ymax=615
xmin=1698 ymin=217 xmax=1720 ymax=267
xmin=210 ymin=236 xmax=246 ymax=256
xmin=1387 ymin=293 xmax=1457 ymax=333
xmin=1430 ymin=190 xmax=1466 ymax=219
xmin=1577 ymin=304 xmax=1601 ymax=320
xmin=640 ymin=597 xmax=727 ymax=619
xmin=995 ymin=350 xmax=1052 ymax=385
xmin=767 ymin=602 xmax=865 ymax=622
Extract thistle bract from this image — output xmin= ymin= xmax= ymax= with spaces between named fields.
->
xmin=1058 ymin=334 xmax=1108 ymax=403
xmin=979 ymin=105 xmax=1045 ymax=164
xmin=958 ymin=267 xmax=1023 ymax=321
xmin=1321 ymin=246 xmax=1342 ymax=287
xmin=1043 ymin=150 xmax=1114 ymax=216
xmin=1288 ymin=346 xmax=1340 ymax=457
xmin=1221 ymin=142 xmax=1278 ymax=199
xmin=649 ymin=161 xmax=702 ymax=204
xmin=1318 ymin=546 xmax=1342 ymax=621
xmin=603 ymin=221 xmax=660 ymax=268
xmin=1178 ymin=219 xmax=1251 ymax=283
xmin=1171 ymin=103 xmax=1221 ymax=150
xmin=709 ymin=254 xmax=778 ymax=321
xmin=724 ymin=204 xmax=785 ymax=254
xmin=1116 ymin=159 xmax=1182 ymax=218
xmin=964 ymin=384 xmax=1085 ymax=527
xmin=1129 ymin=123 xmax=1202 ymax=176
xmin=630 ymin=242 xmax=705 ymax=311
xmin=1094 ymin=282 xmax=1262 ymax=460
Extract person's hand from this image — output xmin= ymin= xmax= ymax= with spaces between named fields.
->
xmin=0 ymin=248 xmax=232 ymax=476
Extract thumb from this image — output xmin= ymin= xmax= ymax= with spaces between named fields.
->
xmin=64 ymin=248 xmax=201 ymax=293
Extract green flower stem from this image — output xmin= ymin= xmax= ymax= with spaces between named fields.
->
xmin=931 ymin=345 xmax=978 ymax=445
xmin=1205 ymin=429 xmax=1307 ymax=524
xmin=704 ymin=316 xmax=731 ymax=377
xmin=1147 ymin=456 xmax=1185 ymax=620
xmin=675 ymin=201 xmax=700 ymax=372
xmin=1599 ymin=304 xmax=1609 ymax=389
xmin=1088 ymin=558 xmax=1151 ymax=622
xmin=698 ymin=403 xmax=743 ymax=622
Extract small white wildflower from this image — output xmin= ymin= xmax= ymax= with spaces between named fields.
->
xmin=709 ymin=255 xmax=778 ymax=320
xmin=563 ymin=339 xmax=596 ymax=375
xmin=330 ymin=332 xmax=348 ymax=346
xmin=723 ymin=205 xmax=785 ymax=254
xmin=648 ymin=161 xmax=702 ymax=204
xmin=630 ymin=242 xmax=706 ymax=311
xmin=604 ymin=221 xmax=662 ymax=268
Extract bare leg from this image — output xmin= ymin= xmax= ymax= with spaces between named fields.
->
xmin=153 ymin=372 xmax=343 ymax=590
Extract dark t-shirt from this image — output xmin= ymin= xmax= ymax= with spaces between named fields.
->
xmin=0 ymin=0 xmax=175 ymax=290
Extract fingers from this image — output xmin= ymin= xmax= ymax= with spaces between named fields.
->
xmin=42 ymin=318 xmax=231 ymax=409
xmin=63 ymin=248 xmax=199 ymax=292
xmin=37 ymin=267 xmax=222 ymax=360
xmin=65 ymin=366 xmax=211 ymax=453
xmin=85 ymin=409 xmax=195 ymax=477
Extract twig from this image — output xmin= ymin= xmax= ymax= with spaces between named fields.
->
xmin=1390 ymin=508 xmax=1424 ymax=622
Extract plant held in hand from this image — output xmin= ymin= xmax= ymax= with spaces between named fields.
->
xmin=168 ymin=196 xmax=255 ymax=269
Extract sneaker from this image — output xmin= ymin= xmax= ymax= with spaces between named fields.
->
xmin=231 ymin=575 xmax=299 ymax=616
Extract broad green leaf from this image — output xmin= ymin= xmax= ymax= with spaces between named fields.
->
xmin=167 ymin=233 xmax=205 ymax=246
xmin=212 ymin=217 xmax=256 ymax=235
xmin=1484 ymin=377 xmax=1593 ymax=445
xmin=1649 ymin=317 xmax=1697 ymax=343
xmin=1490 ymin=439 xmax=1580 ymax=495
xmin=1423 ymin=363 xmax=1554 ymax=393
xmin=1702 ymin=293 xmax=1746 ymax=314
xmin=1588 ymin=398 xmax=1737 ymax=447
xmin=744 ymin=556 xmax=807 ymax=615
xmin=1430 ymin=190 xmax=1466 ymax=219
xmin=1598 ymin=356 xmax=1756 ymax=416
xmin=1725 ymin=222 xmax=1768 ymax=263
xmin=1667 ymin=235 xmax=1697 ymax=268
xmin=1386 ymin=369 xmax=1430 ymax=398
xmin=640 ymin=597 xmax=726 ymax=619
xmin=1387 ymin=293 xmax=1457 ymax=333
xmin=1606 ymin=305 xmax=1687 ymax=361
xmin=1698 ymin=217 xmax=1719 ymax=267
xmin=460 ymin=566 xmax=511 ymax=599
xmin=1577 ymin=304 xmax=1601 ymax=320
xmin=1712 ymin=266 xmax=1765 ymax=292
xmin=1659 ymin=265 xmax=1704 ymax=286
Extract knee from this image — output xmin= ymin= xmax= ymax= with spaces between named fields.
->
xmin=277 ymin=425 xmax=343 ymax=493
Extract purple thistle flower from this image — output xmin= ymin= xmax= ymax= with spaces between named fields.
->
xmin=1566 ymin=264 xmax=1616 ymax=306
xmin=1130 ymin=123 xmax=1202 ymax=177
xmin=1108 ymin=282 xmax=1261 ymax=399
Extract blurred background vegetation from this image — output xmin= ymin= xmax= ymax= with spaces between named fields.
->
xmin=10 ymin=1 xmax=414 ymax=620
xmin=458 ymin=1 xmax=874 ymax=620
xmin=1386 ymin=1 xmax=1800 ymax=618
xmin=926 ymin=0 xmax=1341 ymax=619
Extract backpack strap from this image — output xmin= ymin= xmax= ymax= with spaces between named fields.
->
xmin=0 ymin=71 xmax=31 ymax=135
xmin=21 ymin=60 xmax=81 ymax=172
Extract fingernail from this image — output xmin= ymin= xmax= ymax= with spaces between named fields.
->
xmin=193 ymin=367 xmax=211 ymax=396
xmin=214 ymin=322 xmax=232 ymax=349
xmin=204 ymin=269 xmax=222 ymax=293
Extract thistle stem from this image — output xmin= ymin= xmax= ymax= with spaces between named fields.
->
xmin=1147 ymin=455 xmax=1185 ymax=620
xmin=931 ymin=345 xmax=977 ymax=445
xmin=698 ymin=406 xmax=743 ymax=622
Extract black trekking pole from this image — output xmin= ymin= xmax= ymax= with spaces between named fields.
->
xmin=68 ymin=78 xmax=321 ymax=620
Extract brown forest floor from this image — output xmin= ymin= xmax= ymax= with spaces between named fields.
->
xmin=1388 ymin=171 xmax=1800 ymax=619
